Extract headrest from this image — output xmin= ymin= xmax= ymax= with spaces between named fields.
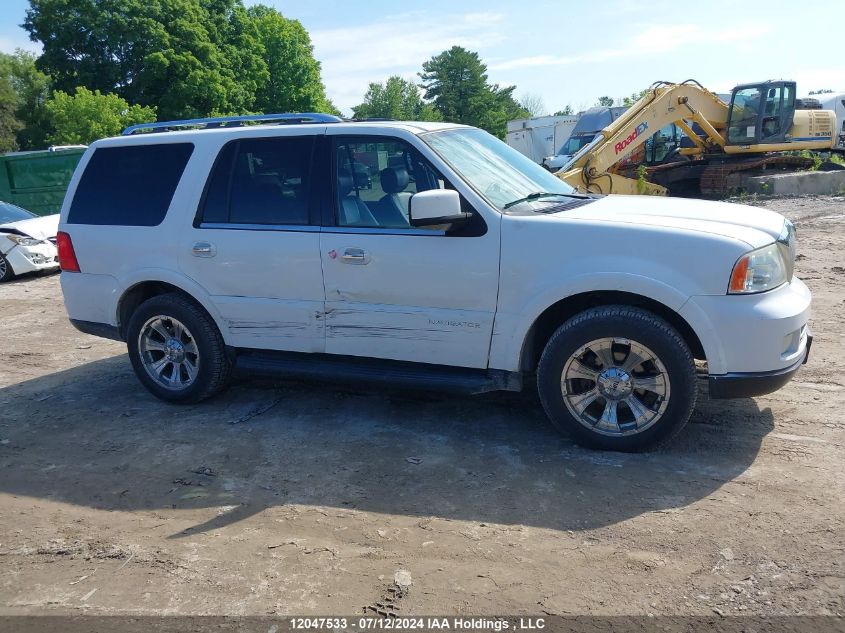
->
xmin=380 ymin=167 xmax=409 ymax=194
xmin=337 ymin=168 xmax=354 ymax=197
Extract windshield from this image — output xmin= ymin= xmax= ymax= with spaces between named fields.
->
xmin=423 ymin=128 xmax=576 ymax=210
xmin=557 ymin=134 xmax=595 ymax=156
xmin=0 ymin=201 xmax=35 ymax=224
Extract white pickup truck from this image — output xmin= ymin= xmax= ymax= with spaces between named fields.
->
xmin=56 ymin=114 xmax=811 ymax=451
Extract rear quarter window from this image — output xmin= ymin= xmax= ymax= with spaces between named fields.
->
xmin=68 ymin=143 xmax=194 ymax=226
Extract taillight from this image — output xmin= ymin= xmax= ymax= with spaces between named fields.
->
xmin=56 ymin=231 xmax=80 ymax=272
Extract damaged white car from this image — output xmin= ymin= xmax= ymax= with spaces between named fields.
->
xmin=0 ymin=201 xmax=60 ymax=282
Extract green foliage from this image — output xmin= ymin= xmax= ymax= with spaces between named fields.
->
xmin=554 ymin=105 xmax=574 ymax=116
xmin=247 ymin=5 xmax=332 ymax=114
xmin=24 ymin=0 xmax=333 ymax=120
xmin=596 ymin=96 xmax=615 ymax=107
xmin=622 ymin=89 xmax=650 ymax=107
xmin=419 ymin=46 xmax=528 ymax=138
xmin=795 ymin=150 xmax=823 ymax=171
xmin=352 ymin=76 xmax=441 ymax=121
xmin=45 ymin=87 xmax=156 ymax=144
xmin=0 ymin=72 xmax=23 ymax=152
xmin=0 ymin=50 xmax=52 ymax=149
xmin=636 ymin=165 xmax=648 ymax=195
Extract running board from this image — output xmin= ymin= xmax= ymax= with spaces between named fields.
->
xmin=234 ymin=349 xmax=522 ymax=395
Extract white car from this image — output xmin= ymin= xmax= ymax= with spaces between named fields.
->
xmin=56 ymin=114 xmax=811 ymax=451
xmin=0 ymin=202 xmax=60 ymax=282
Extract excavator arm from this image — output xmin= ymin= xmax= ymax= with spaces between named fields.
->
xmin=557 ymin=80 xmax=731 ymax=195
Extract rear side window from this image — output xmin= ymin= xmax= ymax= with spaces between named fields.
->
xmin=68 ymin=143 xmax=193 ymax=226
xmin=198 ymin=136 xmax=315 ymax=226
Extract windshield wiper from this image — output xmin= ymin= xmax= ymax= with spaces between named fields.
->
xmin=502 ymin=191 xmax=588 ymax=209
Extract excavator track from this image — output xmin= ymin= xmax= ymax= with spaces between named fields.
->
xmin=698 ymin=155 xmax=815 ymax=197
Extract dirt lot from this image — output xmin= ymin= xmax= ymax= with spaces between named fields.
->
xmin=0 ymin=195 xmax=843 ymax=617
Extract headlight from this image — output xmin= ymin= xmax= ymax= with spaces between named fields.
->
xmin=5 ymin=234 xmax=42 ymax=247
xmin=728 ymin=243 xmax=788 ymax=294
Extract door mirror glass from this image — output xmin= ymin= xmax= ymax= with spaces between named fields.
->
xmin=409 ymin=189 xmax=466 ymax=227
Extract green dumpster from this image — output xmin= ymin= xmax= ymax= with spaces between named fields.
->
xmin=0 ymin=146 xmax=86 ymax=216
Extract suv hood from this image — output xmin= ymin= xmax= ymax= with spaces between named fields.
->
xmin=561 ymin=195 xmax=785 ymax=247
xmin=0 ymin=214 xmax=59 ymax=241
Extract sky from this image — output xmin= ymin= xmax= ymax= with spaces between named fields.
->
xmin=2 ymin=0 xmax=843 ymax=116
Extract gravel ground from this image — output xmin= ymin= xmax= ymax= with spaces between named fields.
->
xmin=0 ymin=195 xmax=842 ymax=617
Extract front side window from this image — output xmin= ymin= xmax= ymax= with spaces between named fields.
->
xmin=728 ymin=87 xmax=762 ymax=144
xmin=424 ymin=128 xmax=576 ymax=210
xmin=199 ymin=136 xmax=314 ymax=226
xmin=69 ymin=143 xmax=193 ymax=226
xmin=334 ymin=137 xmax=445 ymax=229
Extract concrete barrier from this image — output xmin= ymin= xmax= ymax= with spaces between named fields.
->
xmin=747 ymin=170 xmax=845 ymax=195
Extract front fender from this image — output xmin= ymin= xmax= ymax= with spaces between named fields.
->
xmin=488 ymin=272 xmax=694 ymax=372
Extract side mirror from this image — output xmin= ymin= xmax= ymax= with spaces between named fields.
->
xmin=409 ymin=189 xmax=467 ymax=227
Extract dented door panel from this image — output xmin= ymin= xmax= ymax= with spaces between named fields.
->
xmin=320 ymin=232 xmax=499 ymax=368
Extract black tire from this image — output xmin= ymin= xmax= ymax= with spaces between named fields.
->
xmin=0 ymin=253 xmax=16 ymax=282
xmin=536 ymin=305 xmax=697 ymax=452
xmin=126 ymin=292 xmax=233 ymax=403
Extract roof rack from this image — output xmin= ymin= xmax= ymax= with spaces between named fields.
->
xmin=121 ymin=112 xmax=343 ymax=136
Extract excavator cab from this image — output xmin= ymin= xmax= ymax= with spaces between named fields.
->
xmin=726 ymin=80 xmax=797 ymax=146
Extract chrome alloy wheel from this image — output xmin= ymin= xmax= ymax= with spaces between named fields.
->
xmin=138 ymin=315 xmax=200 ymax=390
xmin=560 ymin=337 xmax=670 ymax=436
xmin=0 ymin=255 xmax=8 ymax=280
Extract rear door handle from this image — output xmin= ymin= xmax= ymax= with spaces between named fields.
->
xmin=341 ymin=248 xmax=370 ymax=265
xmin=192 ymin=241 xmax=216 ymax=257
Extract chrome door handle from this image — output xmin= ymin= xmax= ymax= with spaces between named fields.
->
xmin=341 ymin=248 xmax=369 ymax=264
xmin=192 ymin=241 xmax=216 ymax=257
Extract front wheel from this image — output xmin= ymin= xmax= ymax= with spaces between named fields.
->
xmin=126 ymin=293 xmax=233 ymax=403
xmin=537 ymin=306 xmax=697 ymax=452
xmin=0 ymin=253 xmax=15 ymax=282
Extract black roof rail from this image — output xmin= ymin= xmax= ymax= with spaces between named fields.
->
xmin=122 ymin=112 xmax=343 ymax=136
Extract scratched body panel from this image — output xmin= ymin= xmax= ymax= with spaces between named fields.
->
xmin=320 ymin=229 xmax=500 ymax=368
xmin=179 ymin=228 xmax=325 ymax=353
xmin=325 ymin=303 xmax=493 ymax=366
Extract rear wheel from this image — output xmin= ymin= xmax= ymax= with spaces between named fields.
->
xmin=126 ymin=293 xmax=232 ymax=403
xmin=537 ymin=305 xmax=697 ymax=451
xmin=0 ymin=254 xmax=15 ymax=282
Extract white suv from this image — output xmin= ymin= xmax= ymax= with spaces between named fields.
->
xmin=57 ymin=113 xmax=812 ymax=451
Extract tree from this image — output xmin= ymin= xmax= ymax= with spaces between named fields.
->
xmin=25 ymin=0 xmax=239 ymax=118
xmin=44 ymin=87 xmax=156 ymax=144
xmin=419 ymin=46 xmax=528 ymax=138
xmin=247 ymin=5 xmax=334 ymax=114
xmin=596 ymin=96 xmax=615 ymax=107
xmin=23 ymin=0 xmax=334 ymax=120
xmin=622 ymin=89 xmax=650 ymax=107
xmin=554 ymin=105 xmax=574 ymax=116
xmin=352 ymin=76 xmax=441 ymax=121
xmin=0 ymin=73 xmax=23 ymax=152
xmin=0 ymin=50 xmax=52 ymax=149
xmin=520 ymin=93 xmax=546 ymax=118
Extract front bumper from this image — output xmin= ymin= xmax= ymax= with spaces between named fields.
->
xmin=709 ymin=331 xmax=812 ymax=398
xmin=3 ymin=241 xmax=59 ymax=275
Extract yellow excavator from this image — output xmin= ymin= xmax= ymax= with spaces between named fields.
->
xmin=557 ymin=79 xmax=836 ymax=196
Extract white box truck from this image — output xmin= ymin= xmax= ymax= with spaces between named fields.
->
xmin=507 ymin=115 xmax=578 ymax=164
xmin=818 ymin=93 xmax=845 ymax=152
